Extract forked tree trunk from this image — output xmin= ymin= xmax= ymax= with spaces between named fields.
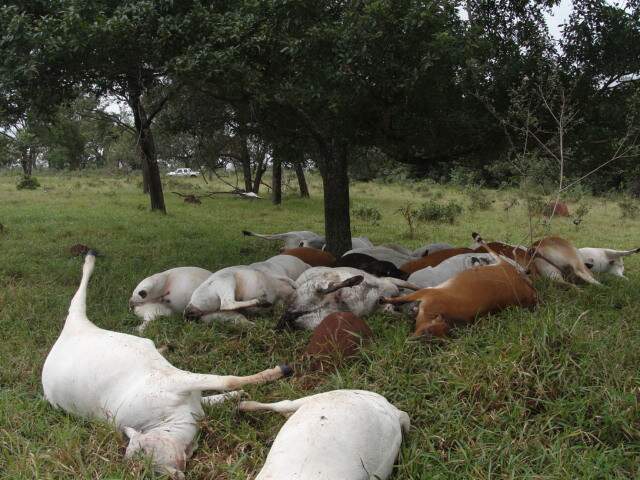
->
xmin=272 ymin=154 xmax=282 ymax=205
xmin=252 ymin=154 xmax=268 ymax=193
xmin=294 ymin=160 xmax=310 ymax=198
xmin=318 ymin=141 xmax=351 ymax=257
xmin=129 ymin=86 xmax=165 ymax=213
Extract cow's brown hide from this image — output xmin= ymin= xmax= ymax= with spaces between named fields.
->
xmin=303 ymin=312 xmax=372 ymax=372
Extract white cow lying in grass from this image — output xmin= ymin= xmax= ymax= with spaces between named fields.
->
xmin=184 ymin=255 xmax=309 ymax=325
xmin=42 ymin=252 xmax=290 ymax=479
xmin=248 ymin=254 xmax=310 ymax=281
xmin=239 ymin=390 xmax=410 ymax=480
xmin=579 ymin=246 xmax=640 ymax=278
xmin=279 ymin=266 xmax=419 ymax=330
xmin=243 ymin=229 xmax=374 ymax=250
xmin=408 ymin=253 xmax=495 ymax=287
xmin=243 ymin=229 xmax=326 ymax=249
xmin=129 ymin=267 xmax=212 ymax=333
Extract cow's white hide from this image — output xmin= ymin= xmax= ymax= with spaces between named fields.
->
xmin=408 ymin=253 xmax=495 ymax=287
xmin=42 ymin=253 xmax=288 ymax=479
xmin=250 ymin=254 xmax=310 ymax=281
xmin=129 ymin=266 xmax=212 ymax=332
xmin=239 ymin=389 xmax=410 ymax=480
xmin=185 ymin=260 xmax=298 ymax=325
xmin=579 ymin=247 xmax=639 ymax=278
xmin=280 ymin=267 xmax=417 ymax=330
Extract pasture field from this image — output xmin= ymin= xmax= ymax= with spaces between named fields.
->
xmin=1 ymin=171 xmax=640 ymax=479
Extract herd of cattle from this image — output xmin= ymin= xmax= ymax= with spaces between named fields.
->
xmin=41 ymin=229 xmax=638 ymax=479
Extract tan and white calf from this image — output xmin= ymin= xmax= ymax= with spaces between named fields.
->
xmin=42 ymin=253 xmax=290 ymax=479
xmin=530 ymin=236 xmax=600 ymax=285
xmin=129 ymin=267 xmax=212 ymax=332
xmin=471 ymin=235 xmax=602 ymax=286
xmin=579 ymin=246 xmax=640 ymax=278
xmin=239 ymin=390 xmax=410 ymax=480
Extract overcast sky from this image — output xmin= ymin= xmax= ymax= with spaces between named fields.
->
xmin=546 ymin=0 xmax=572 ymax=39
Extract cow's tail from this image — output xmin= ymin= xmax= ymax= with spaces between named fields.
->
xmin=608 ymin=247 xmax=640 ymax=259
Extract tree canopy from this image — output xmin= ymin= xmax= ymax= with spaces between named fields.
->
xmin=1 ymin=0 xmax=638 ymax=254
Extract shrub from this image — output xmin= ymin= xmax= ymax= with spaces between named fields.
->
xmin=449 ymin=166 xmax=483 ymax=187
xmin=397 ymin=202 xmax=418 ymax=238
xmin=417 ymin=200 xmax=463 ymax=224
xmin=352 ymin=205 xmax=382 ymax=226
xmin=16 ymin=176 xmax=40 ymax=190
xmin=572 ymin=204 xmax=591 ymax=226
xmin=619 ymin=198 xmax=639 ymax=219
xmin=525 ymin=195 xmax=547 ymax=216
xmin=467 ymin=186 xmax=493 ymax=211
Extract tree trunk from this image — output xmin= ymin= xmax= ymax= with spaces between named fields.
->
xmin=20 ymin=147 xmax=33 ymax=177
xmin=252 ymin=154 xmax=267 ymax=193
xmin=294 ymin=160 xmax=310 ymax=198
xmin=272 ymin=152 xmax=282 ymax=205
xmin=129 ymin=85 xmax=165 ymax=213
xmin=318 ymin=142 xmax=351 ymax=257
xmin=141 ymin=155 xmax=150 ymax=194
xmin=239 ymin=136 xmax=253 ymax=192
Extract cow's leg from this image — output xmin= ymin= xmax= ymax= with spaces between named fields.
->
xmin=203 ymin=311 xmax=254 ymax=326
xmin=380 ymin=291 xmax=425 ymax=305
xmin=238 ymin=397 xmax=309 ymax=417
xmin=201 ymin=390 xmax=245 ymax=406
xmin=174 ymin=365 xmax=291 ymax=394
xmin=134 ymin=303 xmax=173 ymax=333
xmin=216 ymin=272 xmax=269 ymax=311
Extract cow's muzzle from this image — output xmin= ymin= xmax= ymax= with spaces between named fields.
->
xmin=183 ymin=305 xmax=204 ymax=322
xmin=276 ymin=310 xmax=307 ymax=330
xmin=128 ymin=299 xmax=137 ymax=312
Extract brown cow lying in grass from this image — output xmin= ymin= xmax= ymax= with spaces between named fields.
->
xmin=382 ymin=234 xmax=538 ymax=338
xmin=471 ymin=236 xmax=600 ymax=286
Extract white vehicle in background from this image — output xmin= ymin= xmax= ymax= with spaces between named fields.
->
xmin=167 ymin=167 xmax=199 ymax=177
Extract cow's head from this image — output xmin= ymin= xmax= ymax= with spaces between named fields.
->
xmin=129 ymin=273 xmax=166 ymax=309
xmin=278 ymin=275 xmax=364 ymax=330
xmin=124 ymin=427 xmax=191 ymax=479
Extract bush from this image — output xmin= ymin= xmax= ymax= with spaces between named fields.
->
xmin=619 ymin=198 xmax=639 ymax=219
xmin=525 ymin=195 xmax=547 ymax=216
xmin=397 ymin=202 xmax=418 ymax=238
xmin=467 ymin=186 xmax=493 ymax=211
xmin=450 ymin=166 xmax=484 ymax=187
xmin=417 ymin=200 xmax=463 ymax=224
xmin=352 ymin=205 xmax=382 ymax=226
xmin=16 ymin=176 xmax=40 ymax=190
xmin=572 ymin=204 xmax=591 ymax=226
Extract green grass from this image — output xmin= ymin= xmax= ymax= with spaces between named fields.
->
xmin=1 ymin=171 xmax=640 ymax=479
